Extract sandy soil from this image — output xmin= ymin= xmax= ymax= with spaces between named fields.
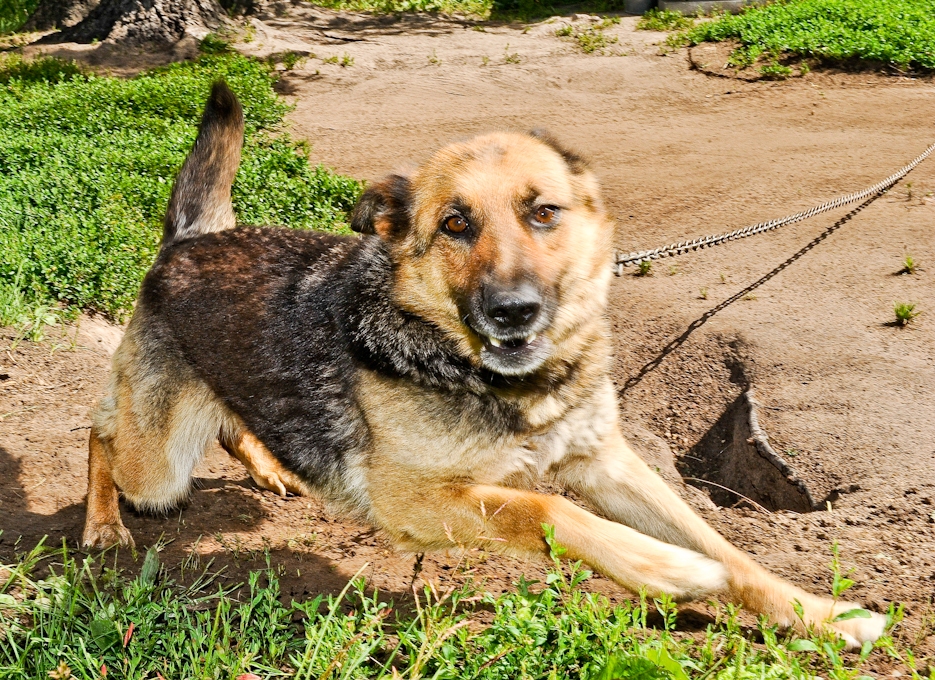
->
xmin=4 ymin=8 xmax=935 ymax=668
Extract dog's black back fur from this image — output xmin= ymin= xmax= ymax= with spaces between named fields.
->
xmin=141 ymin=227 xmax=528 ymax=496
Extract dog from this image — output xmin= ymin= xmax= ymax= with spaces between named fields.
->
xmin=83 ymin=82 xmax=884 ymax=647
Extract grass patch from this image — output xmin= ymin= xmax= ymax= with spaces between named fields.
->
xmin=760 ymin=61 xmax=794 ymax=79
xmin=555 ymin=17 xmax=620 ymax=54
xmin=0 ymin=0 xmax=37 ymax=35
xmin=0 ymin=539 xmax=919 ymax=679
xmin=0 ymin=52 xmax=361 ymax=326
xmin=305 ymin=0 xmax=495 ymax=17
xmin=302 ymin=0 xmax=628 ymax=21
xmin=681 ymin=0 xmax=935 ymax=71
xmin=637 ymin=8 xmax=693 ymax=31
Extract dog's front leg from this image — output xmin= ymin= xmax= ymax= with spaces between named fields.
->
xmin=370 ymin=482 xmax=727 ymax=601
xmin=554 ymin=424 xmax=886 ymax=646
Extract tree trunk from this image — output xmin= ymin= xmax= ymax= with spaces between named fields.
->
xmin=23 ymin=0 xmax=102 ymax=31
xmin=28 ymin=0 xmax=230 ymax=45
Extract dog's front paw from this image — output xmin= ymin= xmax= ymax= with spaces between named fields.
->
xmin=825 ymin=601 xmax=887 ymax=649
xmin=249 ymin=469 xmax=288 ymax=496
xmin=82 ymin=522 xmax=135 ymax=550
xmin=789 ymin=596 xmax=887 ymax=649
xmin=244 ymin=463 xmax=308 ymax=497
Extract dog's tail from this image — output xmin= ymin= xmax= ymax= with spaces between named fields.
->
xmin=163 ymin=81 xmax=244 ymax=247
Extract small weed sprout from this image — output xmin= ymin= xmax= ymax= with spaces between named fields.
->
xmin=668 ymin=264 xmax=678 ymax=276
xmin=340 ymin=52 xmax=354 ymax=67
xmin=894 ymin=302 xmax=920 ymax=326
xmin=699 ymin=287 xmax=708 ymax=299
xmin=829 ymin=543 xmax=856 ymax=602
xmin=654 ymin=592 xmax=678 ymax=631
xmin=555 ymin=24 xmax=573 ymax=37
xmin=323 ymin=55 xmax=339 ymax=64
xmin=636 ymin=260 xmax=653 ymax=277
xmin=13 ymin=305 xmax=61 ymax=345
xmin=428 ymin=50 xmax=441 ymax=65
xmin=481 ymin=55 xmax=490 ymax=66
xmin=281 ymin=51 xmax=306 ymax=70
xmin=504 ymin=44 xmax=521 ymax=63
xmin=901 ymin=255 xmax=917 ymax=274
xmin=906 ymin=182 xmax=913 ymax=201
xmin=472 ymin=24 xmax=486 ymax=31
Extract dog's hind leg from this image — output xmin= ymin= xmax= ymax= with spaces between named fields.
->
xmin=219 ymin=423 xmax=309 ymax=497
xmin=554 ymin=413 xmax=886 ymax=647
xmin=83 ymin=333 xmax=232 ymax=549
xmin=83 ymin=426 xmax=135 ymax=550
xmin=369 ymin=481 xmax=728 ymax=602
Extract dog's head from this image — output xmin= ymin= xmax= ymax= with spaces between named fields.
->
xmin=351 ymin=131 xmax=614 ymax=377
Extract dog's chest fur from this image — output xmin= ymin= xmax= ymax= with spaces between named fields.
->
xmin=141 ymin=228 xmax=610 ymax=511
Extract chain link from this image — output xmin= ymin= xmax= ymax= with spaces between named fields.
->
xmin=614 ymin=141 xmax=935 ymax=275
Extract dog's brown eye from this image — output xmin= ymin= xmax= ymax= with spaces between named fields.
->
xmin=444 ymin=215 xmax=469 ymax=234
xmin=533 ymin=206 xmax=558 ymax=225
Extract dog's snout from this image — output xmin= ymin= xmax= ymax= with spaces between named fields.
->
xmin=482 ymin=283 xmax=542 ymax=329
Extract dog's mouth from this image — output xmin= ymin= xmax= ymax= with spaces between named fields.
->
xmin=479 ymin=332 xmax=541 ymax=355
xmin=466 ymin=324 xmax=552 ymax=376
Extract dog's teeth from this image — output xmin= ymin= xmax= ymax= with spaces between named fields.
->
xmin=527 ymin=333 xmax=537 ymax=343
xmin=489 ymin=337 xmax=501 ymax=347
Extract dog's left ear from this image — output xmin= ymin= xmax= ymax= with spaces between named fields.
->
xmin=529 ymin=129 xmax=588 ymax=175
xmin=351 ymin=173 xmax=411 ymax=239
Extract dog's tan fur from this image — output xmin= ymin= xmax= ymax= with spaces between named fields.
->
xmin=84 ymin=87 xmax=884 ymax=647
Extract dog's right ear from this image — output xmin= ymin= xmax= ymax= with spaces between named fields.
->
xmin=351 ymin=174 xmax=411 ymax=239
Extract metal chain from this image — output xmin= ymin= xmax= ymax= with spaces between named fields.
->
xmin=614 ymin=140 xmax=935 ymax=275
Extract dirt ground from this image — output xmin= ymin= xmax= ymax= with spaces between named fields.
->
xmin=5 ymin=7 xmax=935 ymax=668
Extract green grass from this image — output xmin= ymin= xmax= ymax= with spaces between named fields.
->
xmin=0 ymin=0 xmax=37 ymax=35
xmin=302 ymin=0 xmax=628 ymax=21
xmin=681 ymin=0 xmax=935 ymax=71
xmin=636 ymin=8 xmax=693 ymax=32
xmin=894 ymin=301 xmax=920 ymax=326
xmin=307 ymin=0 xmax=494 ymax=16
xmin=0 ymin=539 xmax=922 ymax=679
xmin=557 ymin=17 xmax=620 ymax=54
xmin=0 ymin=52 xmax=361 ymax=326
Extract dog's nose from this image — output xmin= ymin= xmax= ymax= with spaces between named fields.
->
xmin=482 ymin=283 xmax=542 ymax=329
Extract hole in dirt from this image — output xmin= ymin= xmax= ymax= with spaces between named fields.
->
xmin=677 ymin=390 xmax=819 ymax=513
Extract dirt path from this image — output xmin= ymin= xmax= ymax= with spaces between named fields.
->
xmin=3 ymin=9 xmax=935 ymax=663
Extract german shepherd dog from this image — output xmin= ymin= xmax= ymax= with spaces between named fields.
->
xmin=83 ymin=82 xmax=884 ymax=646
